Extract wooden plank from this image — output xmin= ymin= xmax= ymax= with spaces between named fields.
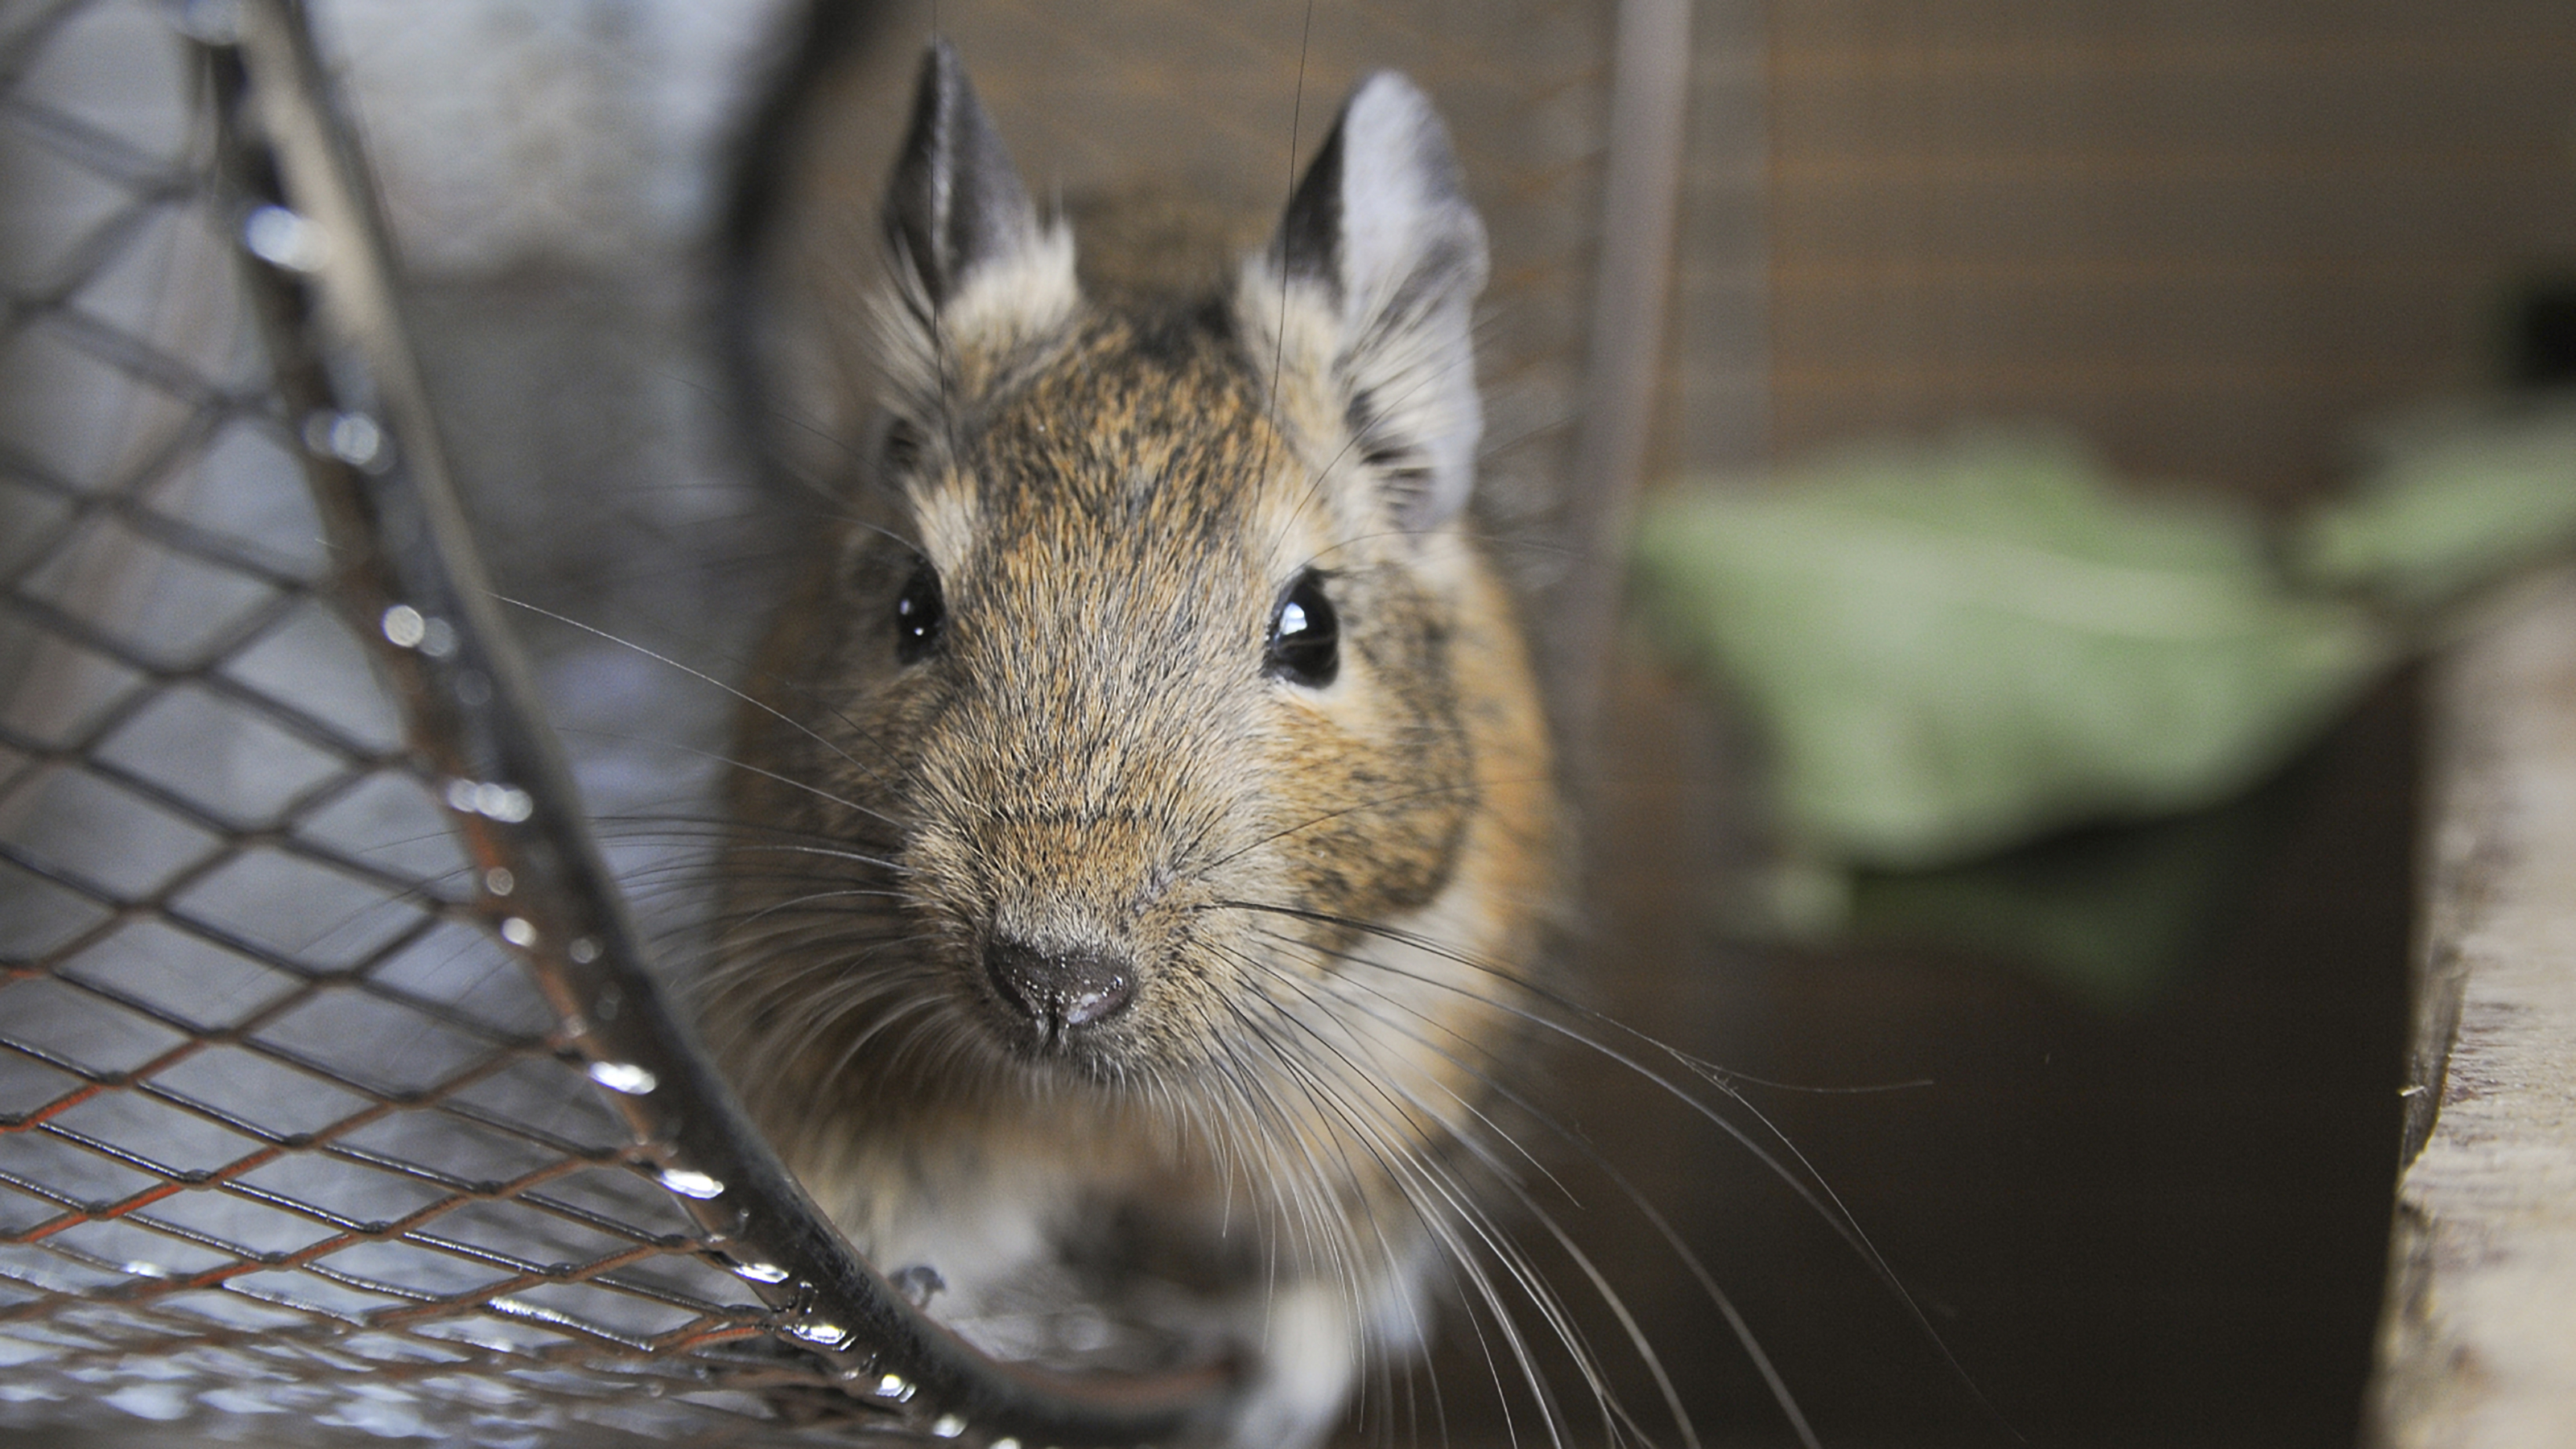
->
xmin=2369 ymin=575 xmax=2576 ymax=1446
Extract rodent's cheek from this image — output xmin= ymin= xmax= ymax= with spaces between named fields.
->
xmin=1261 ymin=656 xmax=1476 ymax=927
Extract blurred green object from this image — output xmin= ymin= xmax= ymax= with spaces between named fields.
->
xmin=2295 ymin=398 xmax=2576 ymax=614
xmin=1633 ymin=430 xmax=2393 ymax=869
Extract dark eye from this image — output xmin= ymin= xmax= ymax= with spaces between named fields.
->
xmin=894 ymin=562 xmax=944 ymax=663
xmin=1265 ymin=572 xmax=1339 ymax=687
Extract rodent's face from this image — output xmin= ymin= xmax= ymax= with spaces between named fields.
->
xmin=713 ymin=58 xmax=1553 ymax=1208
xmin=783 ymin=305 xmax=1479 ymax=1084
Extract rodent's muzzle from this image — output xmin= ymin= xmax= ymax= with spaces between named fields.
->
xmin=983 ymin=936 xmax=1136 ymax=1045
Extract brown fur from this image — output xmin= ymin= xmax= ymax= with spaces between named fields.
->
xmin=707 ymin=52 xmax=1556 ymax=1433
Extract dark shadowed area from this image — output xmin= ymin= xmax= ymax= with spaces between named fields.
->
xmin=1444 ymin=658 xmax=2415 ymax=1448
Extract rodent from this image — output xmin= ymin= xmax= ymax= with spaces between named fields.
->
xmin=704 ymin=41 xmax=1558 ymax=1448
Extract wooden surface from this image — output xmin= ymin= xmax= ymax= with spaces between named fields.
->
xmin=2370 ymin=576 xmax=2576 ymax=1447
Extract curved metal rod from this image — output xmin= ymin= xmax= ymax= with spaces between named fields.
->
xmin=204 ymin=3 xmax=1240 ymax=1443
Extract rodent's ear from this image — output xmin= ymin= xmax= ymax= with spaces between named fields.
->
xmin=881 ymin=40 xmax=1074 ymax=328
xmin=1265 ymin=71 xmax=1489 ymax=531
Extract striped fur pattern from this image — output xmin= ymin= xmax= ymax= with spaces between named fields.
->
xmin=708 ymin=43 xmax=1557 ymax=1447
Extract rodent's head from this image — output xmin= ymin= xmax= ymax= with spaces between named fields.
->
xmin=721 ymin=45 xmax=1550 ymax=1128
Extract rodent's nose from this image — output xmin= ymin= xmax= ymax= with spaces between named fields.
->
xmin=984 ymin=937 xmax=1135 ymax=1036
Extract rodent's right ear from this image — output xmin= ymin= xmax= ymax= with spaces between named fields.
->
xmin=1253 ymin=72 xmax=1488 ymax=533
xmin=878 ymin=41 xmax=1075 ymax=342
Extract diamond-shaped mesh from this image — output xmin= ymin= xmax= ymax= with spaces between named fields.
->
xmin=2 ymin=2 xmax=1646 ymax=1444
xmin=2 ymin=6 xmax=844 ymax=1444
xmin=0 ymin=3 xmax=1236 ymax=1443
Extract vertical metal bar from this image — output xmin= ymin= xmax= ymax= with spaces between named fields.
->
xmin=1555 ymin=0 xmax=1697 ymax=758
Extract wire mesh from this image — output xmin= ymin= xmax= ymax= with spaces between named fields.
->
xmin=2 ymin=1 xmax=1645 ymax=1444
xmin=0 ymin=2 xmax=1236 ymax=1443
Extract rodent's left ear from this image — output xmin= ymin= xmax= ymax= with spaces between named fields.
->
xmin=1261 ymin=72 xmax=1489 ymax=531
xmin=881 ymin=41 xmax=1076 ymax=347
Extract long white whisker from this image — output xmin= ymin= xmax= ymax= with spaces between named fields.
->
xmin=1220 ymin=943 xmax=1658 ymax=1433
xmin=555 ymin=725 xmax=903 ymax=828
xmin=496 ymin=592 xmax=903 ymax=791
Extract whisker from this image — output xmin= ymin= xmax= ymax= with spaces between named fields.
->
xmin=496 ymin=592 xmax=904 ymax=791
xmin=1199 ymin=772 xmax=1552 ymax=873
xmin=555 ymin=726 xmax=903 ymax=829
xmin=1221 ymin=896 xmax=2001 ymax=1436
xmin=1223 ymin=942 xmax=1690 ymax=1448
xmin=1216 ymin=939 xmax=1673 ymax=1447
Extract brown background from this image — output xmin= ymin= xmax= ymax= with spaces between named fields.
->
xmin=1719 ymin=0 xmax=2576 ymax=502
